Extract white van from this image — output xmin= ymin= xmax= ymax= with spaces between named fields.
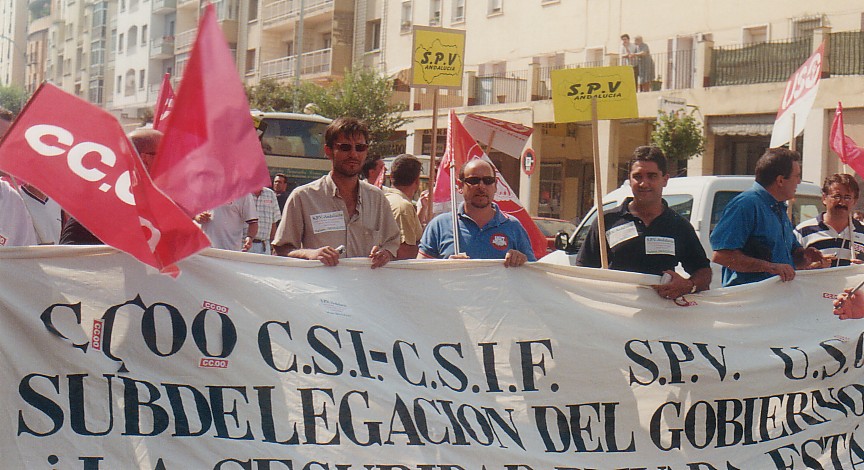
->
xmin=542 ymin=176 xmax=824 ymax=281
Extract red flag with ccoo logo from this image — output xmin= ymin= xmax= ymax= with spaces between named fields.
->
xmin=0 ymin=83 xmax=209 ymax=275
xmin=433 ymin=110 xmax=548 ymax=259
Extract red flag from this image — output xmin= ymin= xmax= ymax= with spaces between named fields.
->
xmin=149 ymin=3 xmax=270 ymax=217
xmin=433 ymin=110 xmax=548 ymax=258
xmin=152 ymin=72 xmax=174 ymax=132
xmin=830 ymin=102 xmax=864 ymax=175
xmin=0 ymin=84 xmax=210 ymax=275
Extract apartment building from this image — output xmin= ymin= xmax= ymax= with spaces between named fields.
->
xmin=381 ymin=1 xmax=864 ymax=222
xmin=41 ymin=0 xmax=116 ymax=110
xmin=110 ymin=0 xmax=175 ymax=122
xmin=0 ymin=0 xmax=28 ymax=88
xmin=25 ymin=0 xmax=52 ymax=95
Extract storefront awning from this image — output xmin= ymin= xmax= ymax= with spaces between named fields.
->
xmin=709 ymin=122 xmax=774 ymax=136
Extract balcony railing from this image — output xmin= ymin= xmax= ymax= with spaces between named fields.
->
xmin=262 ymin=0 xmax=334 ymax=28
xmin=474 ymin=69 xmax=528 ymax=105
xmin=150 ymin=36 xmax=175 ymax=58
xmin=152 ymin=0 xmax=177 ymax=14
xmin=261 ymin=47 xmax=332 ymax=79
xmin=175 ymin=28 xmax=197 ymax=53
xmin=829 ymin=31 xmax=864 ymax=76
xmin=710 ymin=37 xmax=811 ymax=86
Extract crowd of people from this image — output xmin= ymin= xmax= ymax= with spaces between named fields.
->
xmin=1 ymin=106 xmax=863 ymax=319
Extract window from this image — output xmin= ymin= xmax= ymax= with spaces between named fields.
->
xmin=128 ymin=26 xmax=138 ymax=50
xmin=452 ymin=0 xmax=464 ymax=22
xmin=124 ymin=69 xmax=136 ymax=96
xmin=322 ymin=33 xmax=332 ymax=50
xmin=139 ymin=69 xmax=145 ymax=89
xmin=118 ymin=33 xmax=124 ymax=53
xmin=742 ymin=25 xmax=767 ymax=44
xmin=249 ymin=0 xmax=259 ymax=20
xmin=487 ymin=0 xmax=502 ymax=15
xmin=429 ymin=0 xmax=441 ymax=26
xmin=793 ymin=16 xmax=822 ymax=39
xmin=141 ymin=25 xmax=148 ymax=45
xmin=366 ymin=20 xmax=381 ymax=52
xmin=401 ymin=1 xmax=413 ymax=33
xmin=116 ymin=75 xmax=122 ymax=93
xmin=245 ymin=49 xmax=256 ymax=74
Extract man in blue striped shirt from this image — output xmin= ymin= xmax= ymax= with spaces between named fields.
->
xmin=795 ymin=173 xmax=864 ymax=266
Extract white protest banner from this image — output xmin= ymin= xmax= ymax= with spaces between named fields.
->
xmin=2 ymin=246 xmax=864 ymax=469
xmin=769 ymin=42 xmax=824 ymax=148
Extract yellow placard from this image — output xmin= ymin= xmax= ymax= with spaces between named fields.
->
xmin=551 ymin=66 xmax=638 ymax=122
xmin=411 ymin=26 xmax=466 ymax=89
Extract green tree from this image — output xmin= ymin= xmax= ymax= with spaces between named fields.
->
xmin=651 ymin=109 xmax=706 ymax=176
xmin=0 ymin=85 xmax=28 ymax=115
xmin=246 ymin=68 xmax=410 ymax=155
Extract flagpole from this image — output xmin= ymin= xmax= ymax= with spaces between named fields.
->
xmin=789 ymin=113 xmax=797 ymax=152
xmin=425 ymin=88 xmax=439 ymax=226
xmin=591 ymin=97 xmax=609 ymax=269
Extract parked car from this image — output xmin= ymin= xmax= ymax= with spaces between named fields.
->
xmin=541 ymin=176 xmax=823 ymax=284
xmin=532 ymin=217 xmax=577 ymax=254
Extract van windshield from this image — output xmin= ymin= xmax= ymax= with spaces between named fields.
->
xmin=710 ymin=191 xmax=822 ymax=233
xmin=260 ymin=118 xmax=328 ymax=159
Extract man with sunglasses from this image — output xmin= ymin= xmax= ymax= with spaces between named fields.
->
xmin=576 ymin=146 xmax=711 ymax=299
xmin=272 ymin=117 xmax=399 ymax=268
xmin=418 ymin=159 xmax=535 ymax=267
xmin=795 ymin=173 xmax=864 ymax=266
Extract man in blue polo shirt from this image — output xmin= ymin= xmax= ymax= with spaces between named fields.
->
xmin=711 ymin=147 xmax=826 ymax=287
xmin=418 ymin=159 xmax=535 ymax=267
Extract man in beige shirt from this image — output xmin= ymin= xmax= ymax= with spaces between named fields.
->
xmin=272 ymin=117 xmax=400 ymax=268
xmin=383 ymin=154 xmax=424 ymax=259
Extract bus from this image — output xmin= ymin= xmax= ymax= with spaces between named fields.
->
xmin=253 ymin=111 xmax=332 ymax=188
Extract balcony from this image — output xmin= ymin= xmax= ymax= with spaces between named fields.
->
xmin=177 ymin=0 xmax=197 ymax=8
xmin=262 ymin=0 xmax=334 ymax=30
xmin=151 ymin=36 xmax=175 ymax=59
xmin=261 ymin=47 xmax=331 ymax=80
xmin=175 ymin=28 xmax=197 ymax=54
xmin=151 ymin=0 xmax=177 ymax=14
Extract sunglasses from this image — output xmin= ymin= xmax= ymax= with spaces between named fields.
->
xmin=462 ymin=176 xmax=497 ymax=186
xmin=332 ymin=143 xmax=369 ymax=152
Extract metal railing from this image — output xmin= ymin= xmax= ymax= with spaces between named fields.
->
xmin=474 ymin=69 xmax=528 ymax=105
xmin=175 ymin=28 xmax=197 ymax=53
xmin=534 ymin=61 xmax=600 ymax=100
xmin=710 ymin=37 xmax=811 ymax=86
xmin=654 ymin=49 xmax=695 ymax=90
xmin=261 ymin=54 xmax=296 ymax=79
xmin=829 ymin=31 xmax=864 ymax=76
xmin=150 ymin=36 xmax=175 ymax=57
xmin=152 ymin=0 xmax=177 ymax=12
xmin=262 ymin=0 xmax=333 ymax=28
xmin=260 ymin=48 xmax=332 ymax=79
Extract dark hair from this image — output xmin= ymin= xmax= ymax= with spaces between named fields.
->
xmin=822 ymin=173 xmax=860 ymax=199
xmin=273 ymin=173 xmax=287 ymax=181
xmin=324 ymin=117 xmax=369 ymax=148
xmin=391 ymin=154 xmax=422 ymax=186
xmin=628 ymin=146 xmax=667 ymax=175
xmin=620 ymin=34 xmax=630 ymax=40
xmin=361 ymin=155 xmax=382 ymax=180
xmin=458 ymin=159 xmax=495 ymax=180
xmin=754 ymin=148 xmax=801 ymax=187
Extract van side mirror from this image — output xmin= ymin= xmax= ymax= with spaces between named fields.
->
xmin=554 ymin=231 xmax=569 ymax=251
